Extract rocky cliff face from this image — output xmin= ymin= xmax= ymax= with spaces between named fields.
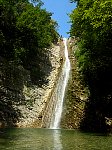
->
xmin=60 ymin=37 xmax=89 ymax=129
xmin=41 ymin=37 xmax=89 ymax=130
xmin=0 ymin=40 xmax=64 ymax=128
xmin=60 ymin=38 xmax=112 ymax=133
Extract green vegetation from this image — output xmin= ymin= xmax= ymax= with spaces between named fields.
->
xmin=0 ymin=0 xmax=59 ymax=84
xmin=70 ymin=0 xmax=112 ymax=132
xmin=0 ymin=0 xmax=59 ymax=64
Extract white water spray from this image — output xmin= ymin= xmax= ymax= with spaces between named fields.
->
xmin=50 ymin=38 xmax=70 ymax=129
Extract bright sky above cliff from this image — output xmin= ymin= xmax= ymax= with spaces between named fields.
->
xmin=42 ymin=0 xmax=76 ymax=38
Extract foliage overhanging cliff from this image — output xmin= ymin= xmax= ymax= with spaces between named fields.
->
xmin=0 ymin=0 xmax=60 ymax=87
xmin=0 ymin=0 xmax=59 ymax=61
xmin=69 ymin=0 xmax=112 ymax=132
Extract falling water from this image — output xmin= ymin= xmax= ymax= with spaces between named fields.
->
xmin=50 ymin=38 xmax=70 ymax=129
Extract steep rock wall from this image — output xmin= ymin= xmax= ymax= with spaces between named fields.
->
xmin=0 ymin=40 xmax=64 ymax=128
xmin=41 ymin=59 xmax=64 ymax=128
xmin=41 ymin=38 xmax=89 ymax=129
xmin=61 ymin=38 xmax=112 ymax=132
xmin=60 ymin=37 xmax=89 ymax=129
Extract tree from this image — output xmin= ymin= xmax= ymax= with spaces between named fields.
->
xmin=70 ymin=0 xmax=112 ymax=132
xmin=0 ymin=0 xmax=59 ymax=85
xmin=0 ymin=0 xmax=59 ymax=61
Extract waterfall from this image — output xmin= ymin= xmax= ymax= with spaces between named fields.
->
xmin=50 ymin=38 xmax=70 ymax=129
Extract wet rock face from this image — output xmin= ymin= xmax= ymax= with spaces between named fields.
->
xmin=0 ymin=40 xmax=63 ymax=128
xmin=59 ymin=38 xmax=111 ymax=133
xmin=41 ymin=41 xmax=65 ymax=128
xmin=60 ymin=38 xmax=89 ymax=129
xmin=42 ymin=38 xmax=89 ymax=130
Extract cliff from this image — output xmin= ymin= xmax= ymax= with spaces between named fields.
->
xmin=61 ymin=37 xmax=112 ymax=133
xmin=41 ymin=37 xmax=89 ymax=129
xmin=61 ymin=37 xmax=89 ymax=129
xmin=0 ymin=40 xmax=64 ymax=128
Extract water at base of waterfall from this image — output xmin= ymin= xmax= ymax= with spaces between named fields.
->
xmin=49 ymin=38 xmax=70 ymax=129
xmin=0 ymin=128 xmax=112 ymax=150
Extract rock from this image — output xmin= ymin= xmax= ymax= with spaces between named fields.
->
xmin=0 ymin=41 xmax=64 ymax=128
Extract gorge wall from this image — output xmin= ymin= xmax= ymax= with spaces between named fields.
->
xmin=1 ymin=37 xmax=110 ymax=132
xmin=60 ymin=38 xmax=112 ymax=132
xmin=60 ymin=38 xmax=89 ymax=129
xmin=41 ymin=38 xmax=89 ymax=130
xmin=0 ymin=39 xmax=64 ymax=128
xmin=0 ymin=38 xmax=90 ymax=129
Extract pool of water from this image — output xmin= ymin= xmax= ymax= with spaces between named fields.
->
xmin=0 ymin=128 xmax=112 ymax=150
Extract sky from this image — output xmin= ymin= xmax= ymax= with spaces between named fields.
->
xmin=41 ymin=0 xmax=76 ymax=38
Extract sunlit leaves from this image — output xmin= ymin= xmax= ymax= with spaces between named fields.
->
xmin=70 ymin=0 xmax=112 ymax=89
xmin=0 ymin=0 xmax=59 ymax=61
